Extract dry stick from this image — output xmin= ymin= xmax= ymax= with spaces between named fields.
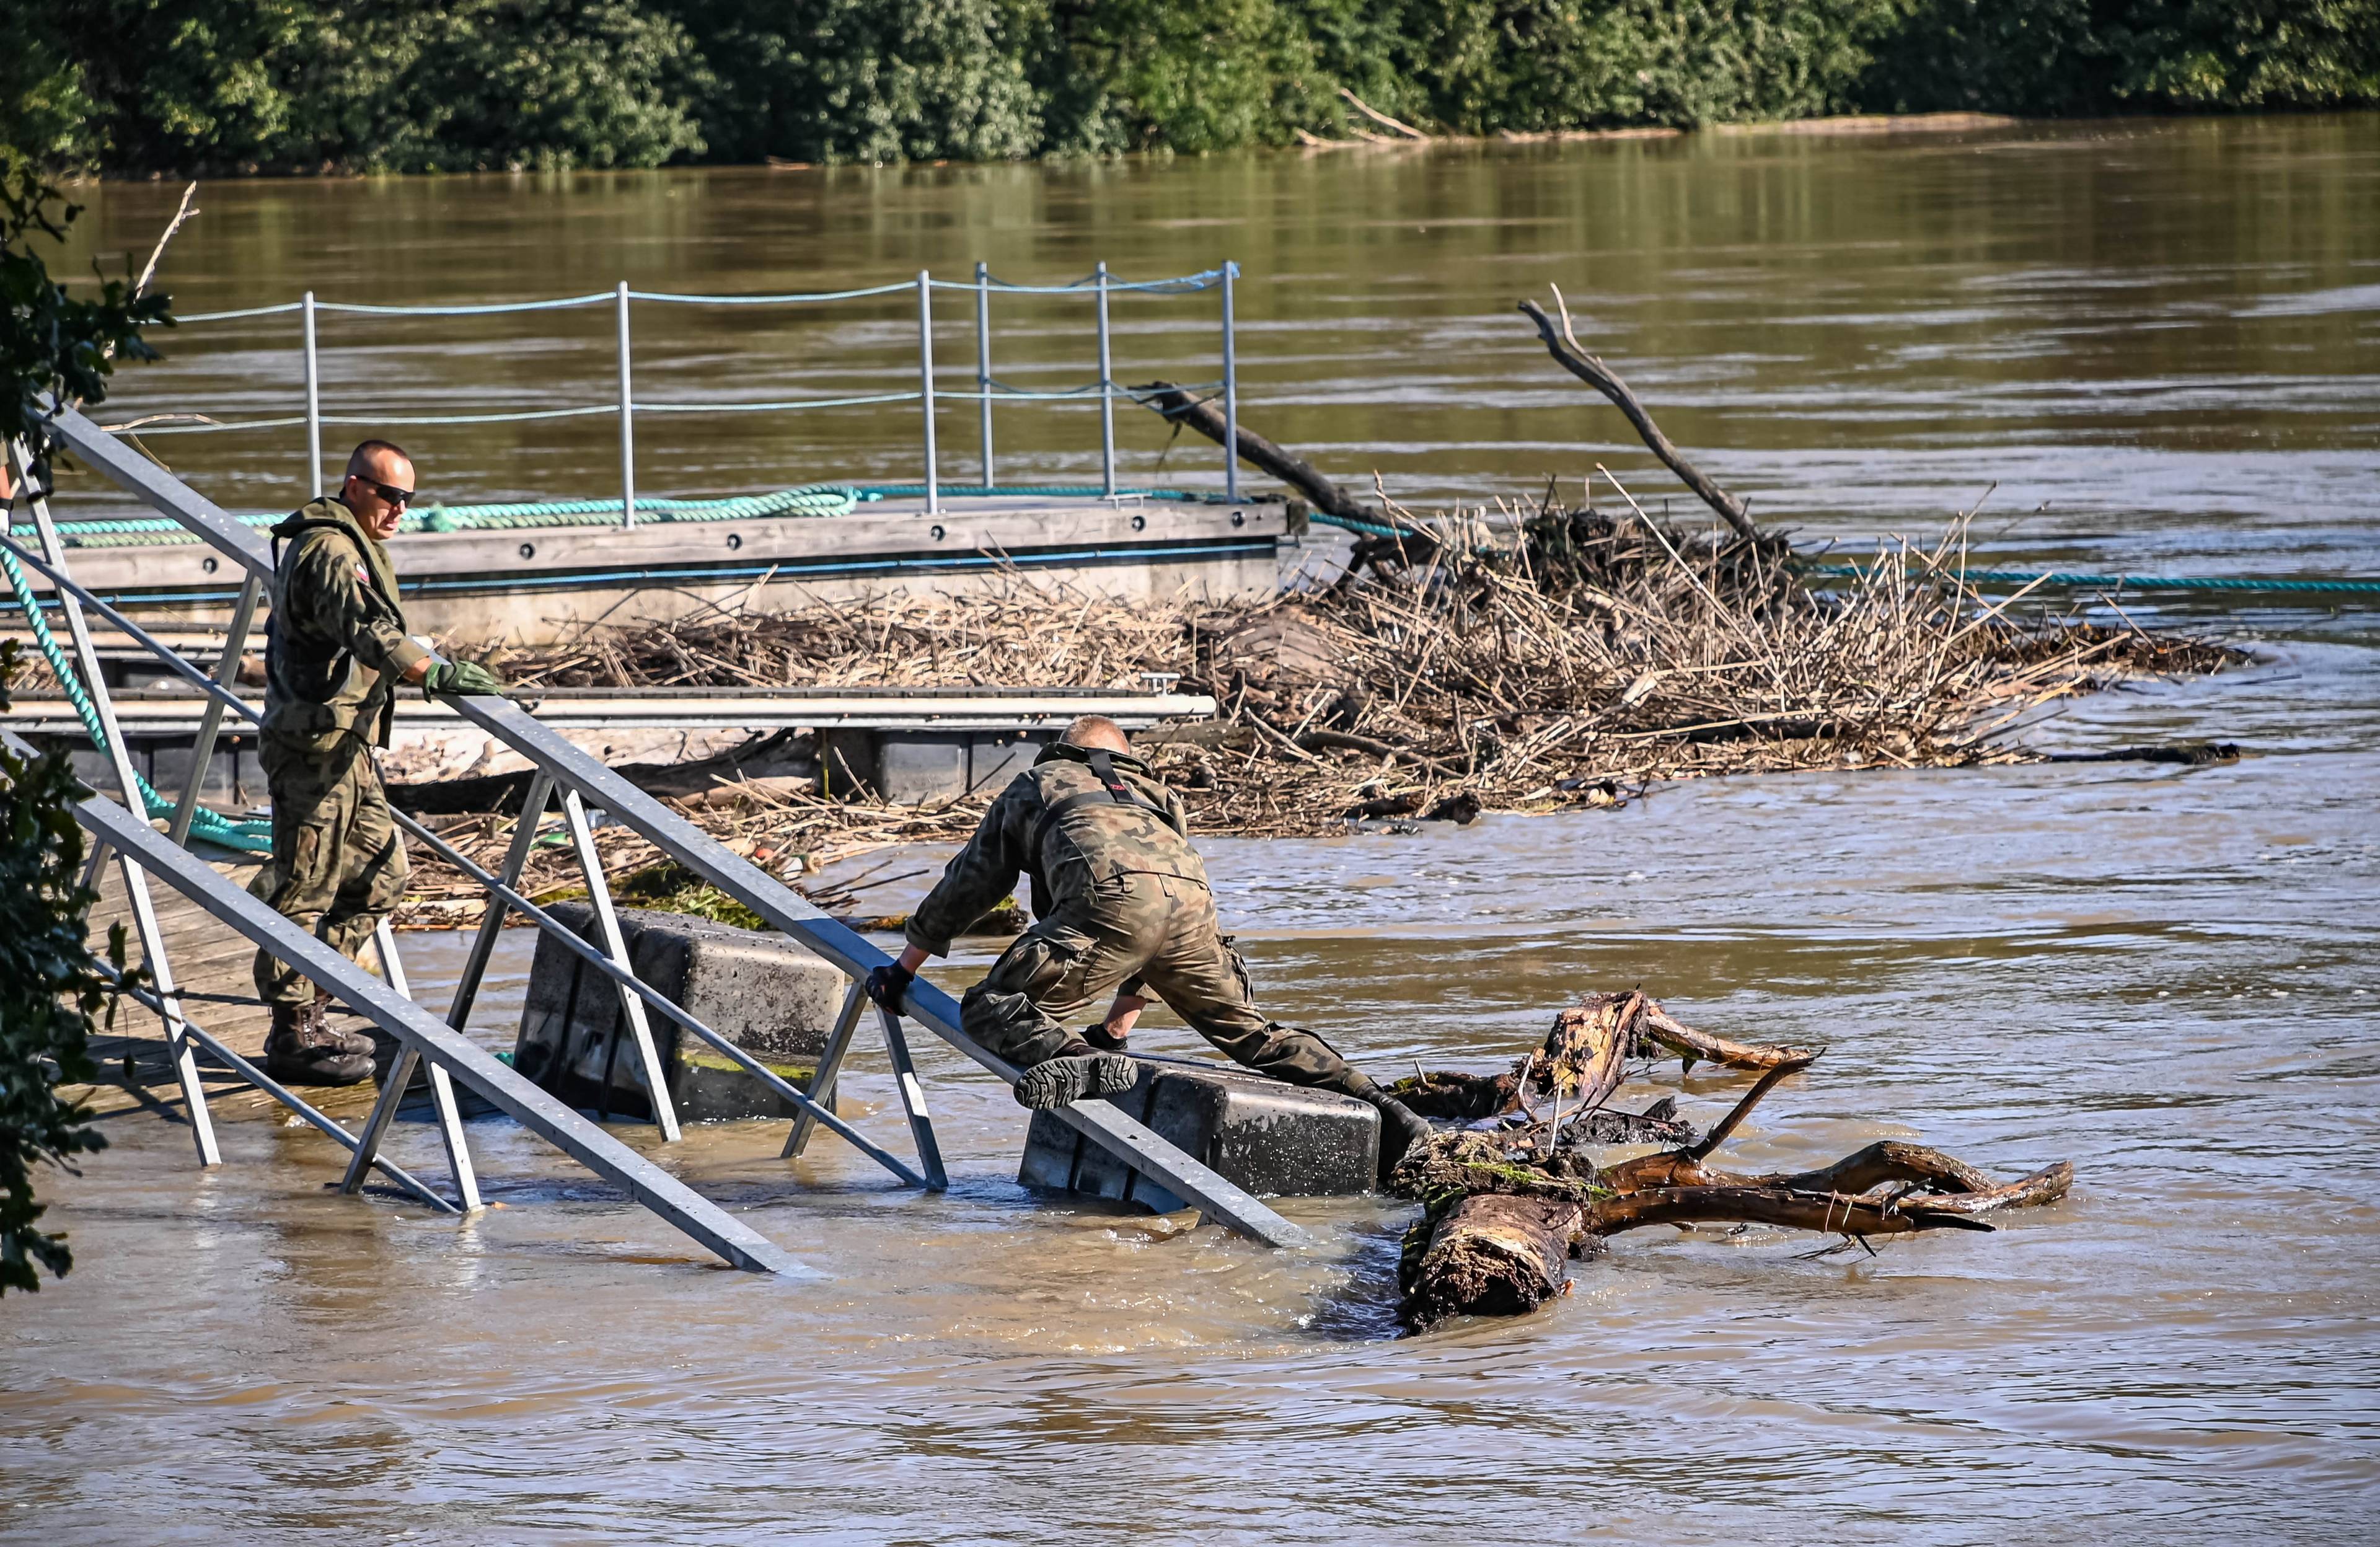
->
xmin=1597 ymin=465 xmax=1776 ymax=676
xmin=1518 ymin=293 xmax=1760 ymax=543
xmin=131 ymin=183 xmax=200 ymax=307
xmin=1339 ymin=88 xmax=1430 ymax=140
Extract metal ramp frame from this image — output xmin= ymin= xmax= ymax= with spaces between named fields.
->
xmin=3 ymin=406 xmax=1309 ymax=1274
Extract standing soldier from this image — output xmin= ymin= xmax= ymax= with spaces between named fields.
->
xmin=252 ymin=440 xmax=503 ymax=1083
xmin=868 ymin=715 xmax=1434 ymax=1182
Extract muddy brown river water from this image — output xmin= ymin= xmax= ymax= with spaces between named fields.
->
xmin=6 ymin=117 xmax=2378 ymax=1542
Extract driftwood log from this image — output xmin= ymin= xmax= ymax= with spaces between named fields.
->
xmin=1134 ymin=381 xmax=1383 ymax=524
xmin=1517 ymin=292 xmax=1762 ymax=544
xmin=1388 ymin=991 xmax=1814 ymax=1128
xmin=1390 ymin=991 xmax=2073 ymax=1330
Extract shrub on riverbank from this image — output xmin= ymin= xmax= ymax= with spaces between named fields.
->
xmin=12 ymin=1 xmax=2375 ymax=174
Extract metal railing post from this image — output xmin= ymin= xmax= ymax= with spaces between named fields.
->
xmin=785 ymin=979 xmax=868 ymax=1158
xmin=876 ymin=1007 xmax=948 ymax=1190
xmin=917 ymin=271 xmax=938 ymax=516
xmin=11 ymin=438 xmax=219 ymax=1167
xmin=975 ymin=261 xmax=994 ymax=490
xmin=301 ymin=292 xmax=322 ymax=497
xmin=1222 ymin=260 xmax=1240 ymax=503
xmin=615 ymin=280 xmax=637 ymax=529
xmin=1096 ymin=261 xmax=1117 ymax=496
xmin=344 ymin=774 xmax=550 ymax=1203
xmin=561 ymin=786 xmax=681 ymax=1142
xmin=167 ymin=571 xmax=262 ymax=847
xmin=372 ymin=920 xmax=483 ymax=1212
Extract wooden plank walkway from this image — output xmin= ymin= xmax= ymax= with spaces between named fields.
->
xmin=71 ymin=854 xmax=391 ymax=1129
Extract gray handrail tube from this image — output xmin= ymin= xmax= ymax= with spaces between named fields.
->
xmin=37 ymin=403 xmax=1311 ymax=1250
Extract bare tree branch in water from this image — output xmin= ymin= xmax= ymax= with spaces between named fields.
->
xmin=1388 ymin=990 xmax=2074 ymax=1330
xmin=1520 ymin=287 xmax=1761 ymax=542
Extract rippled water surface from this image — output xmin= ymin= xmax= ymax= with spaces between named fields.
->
xmin=8 ymin=117 xmax=2379 ymax=1543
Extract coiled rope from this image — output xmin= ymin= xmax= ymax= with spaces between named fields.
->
xmin=0 ymin=542 xmax=273 ymax=853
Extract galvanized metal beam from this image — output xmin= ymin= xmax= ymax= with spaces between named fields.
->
xmin=785 ymin=981 xmax=868 ymax=1159
xmin=876 ymin=1007 xmax=948 ymax=1191
xmin=395 ymin=806 xmax=923 ymax=1187
xmin=42 ymin=407 xmax=275 ymax=576
xmin=11 ymin=439 xmax=221 ymax=1167
xmin=559 ymin=786 xmax=681 ymax=1142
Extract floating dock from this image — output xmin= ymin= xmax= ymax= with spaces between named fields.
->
xmin=43 ymin=491 xmax=1290 ymax=644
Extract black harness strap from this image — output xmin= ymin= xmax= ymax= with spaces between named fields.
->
xmin=1025 ymin=754 xmax=1186 ymax=907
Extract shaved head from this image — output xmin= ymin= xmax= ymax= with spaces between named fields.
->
xmin=345 ymin=439 xmax=412 ymax=483
xmin=1062 ymin=715 xmax=1130 ymax=754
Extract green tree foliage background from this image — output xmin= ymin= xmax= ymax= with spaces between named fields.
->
xmin=5 ymin=1 xmax=2375 ymax=170
xmin=0 ymin=148 xmax=169 ymax=1292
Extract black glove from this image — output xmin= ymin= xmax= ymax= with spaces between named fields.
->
xmin=866 ymin=963 xmax=913 ymax=1014
xmin=420 ymin=658 xmax=506 ymax=697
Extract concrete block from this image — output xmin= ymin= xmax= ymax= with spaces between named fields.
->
xmin=969 ymin=730 xmax=1050 ymax=793
xmin=818 ymin=728 xmax=876 ymax=799
xmin=513 ymin=902 xmax=847 ymax=1124
xmin=875 ymin=732 xmax=968 ymax=804
xmin=1018 ymin=1052 xmax=1379 ymax=1209
xmin=149 ymin=736 xmax=246 ymax=803
xmin=69 ymin=742 xmax=156 ymax=795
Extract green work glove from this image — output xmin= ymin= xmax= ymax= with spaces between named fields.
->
xmin=421 ymin=658 xmax=506 ymax=697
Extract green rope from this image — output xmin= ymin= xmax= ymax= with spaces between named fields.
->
xmin=13 ymin=484 xmax=863 ymax=549
xmin=0 ymin=542 xmax=273 ymax=853
xmin=9 ymin=482 xmax=1235 ymax=549
xmin=1796 ymin=562 xmax=2380 ymax=597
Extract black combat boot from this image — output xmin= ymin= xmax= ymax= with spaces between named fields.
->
xmin=1333 ymin=1072 xmax=1437 ymax=1188
xmin=1011 ymin=1046 xmax=1139 ymax=1110
xmin=309 ymin=989 xmax=377 ymax=1057
xmin=263 ymin=1001 xmax=374 ymax=1086
xmin=1369 ymin=1094 xmax=1435 ymax=1188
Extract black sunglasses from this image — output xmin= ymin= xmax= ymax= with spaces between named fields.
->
xmin=353 ymin=476 xmax=415 ymax=506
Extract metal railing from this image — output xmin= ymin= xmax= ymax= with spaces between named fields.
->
xmin=2 ymin=406 xmax=1308 ymax=1274
xmin=141 ymin=262 xmax=1246 ymax=519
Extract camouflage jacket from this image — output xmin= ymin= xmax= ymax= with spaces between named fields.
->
xmin=905 ymin=741 xmax=1205 ymax=956
xmin=260 ymin=497 xmax=431 ymax=749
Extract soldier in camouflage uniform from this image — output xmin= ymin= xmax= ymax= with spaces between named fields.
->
xmin=252 ymin=440 xmax=503 ymax=1083
xmin=868 ymin=715 xmax=1432 ymax=1179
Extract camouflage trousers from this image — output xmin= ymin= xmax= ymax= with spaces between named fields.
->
xmin=250 ymin=730 xmax=410 ymax=1008
xmin=960 ymin=871 xmax=1372 ymax=1096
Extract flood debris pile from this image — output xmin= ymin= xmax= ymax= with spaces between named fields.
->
xmin=1387 ymin=990 xmax=2073 ymax=1331
xmin=479 ymin=498 xmax=2230 ymax=862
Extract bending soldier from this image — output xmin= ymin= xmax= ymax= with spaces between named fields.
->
xmin=869 ymin=715 xmax=1432 ymax=1180
xmin=251 ymin=440 xmax=504 ymax=1083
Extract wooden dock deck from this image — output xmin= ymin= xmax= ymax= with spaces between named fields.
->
xmin=71 ymin=855 xmax=387 ymax=1130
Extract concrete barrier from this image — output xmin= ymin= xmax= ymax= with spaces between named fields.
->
xmin=1019 ymin=1053 xmax=1379 ymax=1209
xmin=819 ymin=727 xmax=1054 ymax=803
xmin=514 ymin=903 xmax=846 ymax=1122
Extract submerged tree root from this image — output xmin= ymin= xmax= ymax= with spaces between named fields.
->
xmin=1389 ymin=992 xmax=2073 ymax=1331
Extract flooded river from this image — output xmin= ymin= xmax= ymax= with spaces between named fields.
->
xmin=7 ymin=117 xmax=2379 ymax=1542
